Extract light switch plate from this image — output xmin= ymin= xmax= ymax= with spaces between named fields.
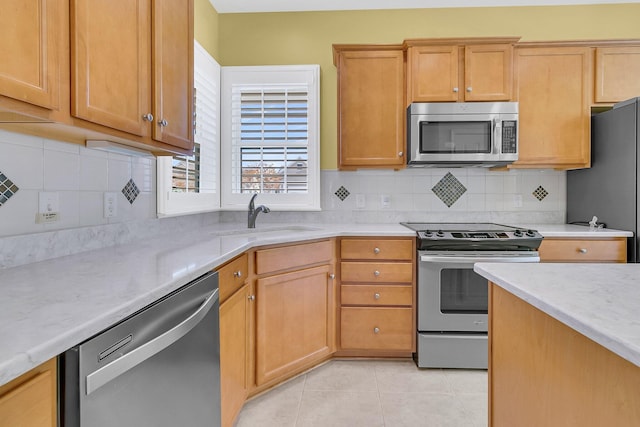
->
xmin=380 ymin=194 xmax=391 ymax=209
xmin=355 ymin=194 xmax=365 ymax=209
xmin=36 ymin=192 xmax=59 ymax=223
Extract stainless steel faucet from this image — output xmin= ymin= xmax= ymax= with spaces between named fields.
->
xmin=248 ymin=194 xmax=270 ymax=228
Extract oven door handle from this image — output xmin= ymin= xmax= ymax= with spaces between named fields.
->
xmin=420 ymin=255 xmax=540 ymax=263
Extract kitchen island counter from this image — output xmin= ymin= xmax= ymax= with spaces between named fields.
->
xmin=475 ymin=262 xmax=640 ymax=426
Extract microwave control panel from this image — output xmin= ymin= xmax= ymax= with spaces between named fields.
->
xmin=501 ymin=120 xmax=517 ymax=154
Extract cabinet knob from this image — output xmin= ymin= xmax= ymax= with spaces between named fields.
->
xmin=374 ymin=293 xmax=380 ymax=300
xmin=373 ymin=270 xmax=380 ymax=277
xmin=158 ymin=119 xmax=168 ymax=127
xmin=233 ymin=270 xmax=242 ymax=278
xmin=373 ymin=247 xmax=380 ymax=254
xmin=578 ymin=248 xmax=588 ymax=254
xmin=453 ymin=87 xmax=459 ymax=93
xmin=329 ymin=273 xmax=335 ymax=280
xmin=398 ymin=151 xmax=403 ymax=157
xmin=248 ymin=295 xmax=255 ymax=301
xmin=373 ymin=327 xmax=380 ymax=334
xmin=466 ymin=86 xmax=472 ymax=92
xmin=142 ymin=113 xmax=154 ymax=122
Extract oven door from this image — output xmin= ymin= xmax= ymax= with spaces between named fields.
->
xmin=417 ymin=251 xmax=539 ymax=333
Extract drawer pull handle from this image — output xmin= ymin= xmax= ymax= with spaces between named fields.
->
xmin=373 ymin=247 xmax=380 ymax=254
xmin=374 ymin=293 xmax=380 ymax=300
xmin=374 ymin=270 xmax=380 ymax=277
xmin=578 ymin=248 xmax=588 ymax=254
xmin=373 ymin=327 xmax=380 ymax=334
xmin=233 ymin=271 xmax=242 ymax=278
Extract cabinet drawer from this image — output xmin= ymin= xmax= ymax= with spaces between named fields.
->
xmin=341 ymin=239 xmax=413 ymax=260
xmin=341 ymin=284 xmax=412 ymax=306
xmin=340 ymin=307 xmax=413 ymax=350
xmin=341 ymin=261 xmax=413 ymax=283
xmin=218 ymin=254 xmax=249 ymax=303
xmin=539 ymin=238 xmax=626 ymax=263
xmin=256 ymin=240 xmax=333 ymax=275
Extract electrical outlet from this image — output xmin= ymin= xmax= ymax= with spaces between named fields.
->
xmin=355 ymin=194 xmax=365 ymax=209
xmin=380 ymin=194 xmax=391 ymax=209
xmin=36 ymin=192 xmax=60 ymax=223
xmin=104 ymin=192 xmax=117 ymax=218
xmin=514 ymin=194 xmax=523 ymax=208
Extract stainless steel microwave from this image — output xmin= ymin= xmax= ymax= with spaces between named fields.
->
xmin=407 ymin=102 xmax=518 ymax=167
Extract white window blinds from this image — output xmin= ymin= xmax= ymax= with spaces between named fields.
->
xmin=221 ymin=65 xmax=320 ymax=211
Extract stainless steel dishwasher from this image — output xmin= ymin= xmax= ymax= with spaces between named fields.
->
xmin=62 ymin=271 xmax=220 ymax=427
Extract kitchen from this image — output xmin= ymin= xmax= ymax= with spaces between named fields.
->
xmin=1 ymin=0 xmax=640 ymax=426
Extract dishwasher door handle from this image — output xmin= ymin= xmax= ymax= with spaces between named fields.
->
xmin=86 ymin=288 xmax=219 ymax=395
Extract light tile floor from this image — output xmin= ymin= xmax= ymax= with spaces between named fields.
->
xmin=234 ymin=359 xmax=488 ymax=427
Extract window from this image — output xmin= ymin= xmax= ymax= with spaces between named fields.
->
xmin=221 ymin=65 xmax=320 ymax=211
xmin=157 ymin=41 xmax=220 ymax=217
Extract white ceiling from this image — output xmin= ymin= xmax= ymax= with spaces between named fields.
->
xmin=209 ymin=0 xmax=639 ymax=14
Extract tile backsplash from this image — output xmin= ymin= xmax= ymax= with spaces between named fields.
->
xmin=0 ymin=128 xmax=565 ymax=268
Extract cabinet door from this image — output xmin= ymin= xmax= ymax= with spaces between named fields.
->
xmin=0 ymin=358 xmax=56 ymax=427
xmin=255 ymin=265 xmax=332 ymax=386
xmin=408 ymin=45 xmax=459 ymax=102
xmin=220 ymin=283 xmax=253 ymax=427
xmin=0 ymin=0 xmax=61 ymax=110
xmin=337 ymin=49 xmax=405 ymax=168
xmin=71 ymin=0 xmax=151 ymax=136
xmin=513 ymin=47 xmax=591 ymax=168
xmin=594 ymin=46 xmax=640 ymax=104
xmin=152 ymin=0 xmax=194 ymax=150
xmin=464 ymin=44 xmax=513 ymax=101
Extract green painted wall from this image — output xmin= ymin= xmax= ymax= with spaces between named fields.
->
xmin=194 ymin=0 xmax=220 ymax=60
xmin=215 ymin=4 xmax=640 ymax=169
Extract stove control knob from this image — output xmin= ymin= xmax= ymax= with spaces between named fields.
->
xmin=526 ymin=229 xmax=536 ymax=237
xmin=436 ymin=230 xmax=445 ymax=237
xmin=424 ymin=230 xmax=433 ymax=237
xmin=514 ymin=229 xmax=523 ymax=237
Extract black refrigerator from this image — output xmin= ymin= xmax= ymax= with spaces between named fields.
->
xmin=567 ymin=97 xmax=640 ymax=263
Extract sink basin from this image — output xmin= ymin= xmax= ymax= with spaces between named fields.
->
xmin=213 ymin=225 xmax=322 ymax=239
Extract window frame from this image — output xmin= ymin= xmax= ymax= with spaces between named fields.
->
xmin=220 ymin=65 xmax=321 ymax=211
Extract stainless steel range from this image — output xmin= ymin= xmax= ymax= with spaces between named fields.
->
xmin=401 ymin=223 xmax=543 ymax=369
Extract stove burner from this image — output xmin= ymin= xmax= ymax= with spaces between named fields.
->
xmin=401 ymin=222 xmax=543 ymax=251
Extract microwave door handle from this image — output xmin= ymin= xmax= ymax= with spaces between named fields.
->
xmin=493 ymin=118 xmax=501 ymax=154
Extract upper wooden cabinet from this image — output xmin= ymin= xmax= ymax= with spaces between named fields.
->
xmin=594 ymin=45 xmax=640 ymax=104
xmin=71 ymin=0 xmax=193 ymax=150
xmin=405 ymin=38 xmax=518 ymax=103
xmin=512 ymin=45 xmax=592 ymax=169
xmin=333 ymin=45 xmax=405 ymax=169
xmin=0 ymin=0 xmax=65 ymax=121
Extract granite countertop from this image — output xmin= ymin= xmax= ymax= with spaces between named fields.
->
xmin=474 ymin=262 xmax=640 ymax=368
xmin=0 ymin=223 xmax=413 ymax=386
xmin=517 ymin=223 xmax=633 ymax=238
xmin=0 ymin=221 xmax=632 ymax=386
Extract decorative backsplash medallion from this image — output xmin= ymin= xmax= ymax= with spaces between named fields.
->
xmin=533 ymin=185 xmax=549 ymax=201
xmin=122 ymin=179 xmax=140 ymax=204
xmin=335 ymin=185 xmax=350 ymax=201
xmin=432 ymin=172 xmax=467 ymax=207
xmin=0 ymin=171 xmax=19 ymax=207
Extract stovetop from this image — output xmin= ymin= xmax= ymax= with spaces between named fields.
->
xmin=401 ymin=222 xmax=543 ymax=251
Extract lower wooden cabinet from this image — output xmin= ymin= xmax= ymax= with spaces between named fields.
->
xmin=538 ymin=237 xmax=627 ymax=263
xmin=0 ymin=358 xmax=57 ymax=427
xmin=219 ymin=282 xmax=253 ymax=427
xmin=341 ymin=306 xmax=413 ymax=350
xmin=255 ymin=264 xmax=334 ymax=386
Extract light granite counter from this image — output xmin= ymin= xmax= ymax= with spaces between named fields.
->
xmin=517 ymin=223 xmax=633 ymax=238
xmin=0 ymin=223 xmax=413 ymax=386
xmin=474 ymin=262 xmax=640 ymax=367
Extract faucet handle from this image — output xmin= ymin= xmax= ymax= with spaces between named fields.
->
xmin=249 ymin=193 xmax=258 ymax=209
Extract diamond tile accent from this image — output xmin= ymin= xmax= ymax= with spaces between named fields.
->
xmin=432 ymin=172 xmax=467 ymax=208
xmin=533 ymin=185 xmax=549 ymax=201
xmin=0 ymin=171 xmax=19 ymax=207
xmin=334 ymin=185 xmax=350 ymax=201
xmin=122 ymin=179 xmax=140 ymax=204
